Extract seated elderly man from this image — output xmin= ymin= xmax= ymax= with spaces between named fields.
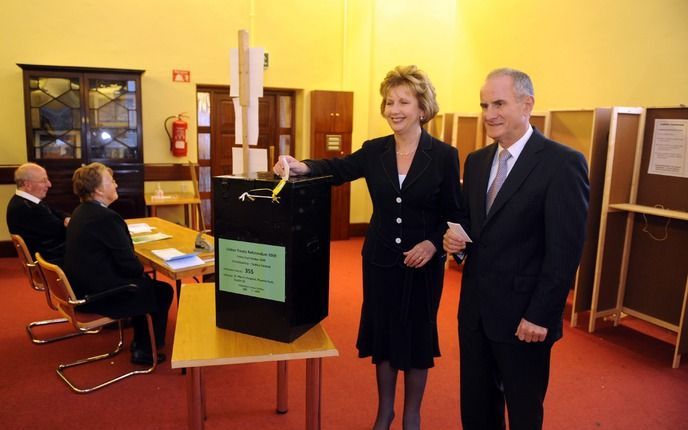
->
xmin=64 ymin=162 xmax=173 ymax=365
xmin=6 ymin=162 xmax=69 ymax=263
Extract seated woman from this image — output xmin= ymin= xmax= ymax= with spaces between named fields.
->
xmin=64 ymin=162 xmax=173 ymax=365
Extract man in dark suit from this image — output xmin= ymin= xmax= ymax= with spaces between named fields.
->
xmin=6 ymin=162 xmax=69 ymax=263
xmin=444 ymin=68 xmax=589 ymax=430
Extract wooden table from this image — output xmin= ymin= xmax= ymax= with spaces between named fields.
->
xmin=126 ymin=217 xmax=214 ymax=300
xmin=145 ymin=193 xmax=202 ymax=230
xmin=172 ymin=283 xmax=338 ymax=430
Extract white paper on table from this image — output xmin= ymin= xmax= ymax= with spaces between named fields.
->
xmin=151 ymin=248 xmax=187 ymax=261
xmin=232 ymin=147 xmax=268 ymax=174
xmin=229 ymin=47 xmax=264 ymax=99
xmin=127 ymin=223 xmax=153 ymax=234
xmin=151 ymin=248 xmax=205 ymax=270
xmin=232 ymin=97 xmax=259 ymax=146
xmin=447 ymin=221 xmax=472 ymax=243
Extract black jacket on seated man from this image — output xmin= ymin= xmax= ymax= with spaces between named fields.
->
xmin=7 ymin=193 xmax=68 ymax=263
xmin=64 ymin=200 xmax=173 ymax=360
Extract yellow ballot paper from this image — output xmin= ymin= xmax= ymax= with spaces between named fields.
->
xmin=272 ymin=155 xmax=290 ymax=199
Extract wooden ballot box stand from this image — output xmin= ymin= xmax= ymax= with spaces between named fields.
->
xmin=213 ymin=172 xmax=332 ymax=342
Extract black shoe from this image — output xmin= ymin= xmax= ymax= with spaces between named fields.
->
xmin=131 ymin=349 xmax=166 ymax=365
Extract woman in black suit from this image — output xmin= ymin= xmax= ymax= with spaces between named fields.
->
xmin=274 ymin=66 xmax=461 ymax=430
xmin=64 ymin=162 xmax=173 ymax=365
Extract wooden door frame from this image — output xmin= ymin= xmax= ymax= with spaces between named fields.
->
xmin=195 ymin=85 xmax=297 ymax=231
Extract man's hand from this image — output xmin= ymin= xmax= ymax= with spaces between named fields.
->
xmin=443 ymin=228 xmax=467 ymax=254
xmin=515 ymin=318 xmax=548 ymax=343
xmin=63 ymin=217 xmax=71 ymax=227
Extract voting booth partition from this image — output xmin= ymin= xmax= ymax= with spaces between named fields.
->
xmin=212 ymin=173 xmax=332 ymax=342
xmin=586 ymin=107 xmax=688 ymax=368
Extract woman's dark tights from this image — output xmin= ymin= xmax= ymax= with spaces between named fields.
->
xmin=373 ymin=361 xmax=428 ymax=430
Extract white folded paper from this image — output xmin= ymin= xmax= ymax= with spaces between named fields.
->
xmin=447 ymin=221 xmax=472 ymax=243
xmin=280 ymin=155 xmax=290 ymax=180
xmin=128 ymin=223 xmax=153 ymax=234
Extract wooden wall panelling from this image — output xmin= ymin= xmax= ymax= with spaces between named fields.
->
xmin=0 ymin=165 xmax=18 ymax=185
xmin=144 ymin=163 xmax=194 ymax=182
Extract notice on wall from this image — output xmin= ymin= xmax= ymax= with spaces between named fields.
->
xmin=647 ymin=119 xmax=688 ymax=178
xmin=218 ymin=238 xmax=285 ymax=302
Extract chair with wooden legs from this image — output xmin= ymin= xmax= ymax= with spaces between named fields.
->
xmin=11 ymin=234 xmax=90 ymax=344
xmin=188 ymin=161 xmax=205 ymax=231
xmin=35 ymin=253 xmax=159 ymax=393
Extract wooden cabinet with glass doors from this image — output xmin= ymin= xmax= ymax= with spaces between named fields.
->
xmin=18 ymin=64 xmax=145 ymax=218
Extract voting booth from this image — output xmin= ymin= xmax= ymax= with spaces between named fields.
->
xmin=213 ymin=172 xmax=332 ymax=342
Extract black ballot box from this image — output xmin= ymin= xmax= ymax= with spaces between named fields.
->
xmin=212 ymin=172 xmax=332 ymax=342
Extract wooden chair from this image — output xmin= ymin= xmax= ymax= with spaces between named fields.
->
xmin=35 ymin=253 xmax=159 ymax=393
xmin=11 ymin=234 xmax=89 ymax=344
xmin=188 ymin=161 xmax=205 ymax=230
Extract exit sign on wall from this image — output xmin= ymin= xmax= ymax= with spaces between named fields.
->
xmin=172 ymin=70 xmax=190 ymax=83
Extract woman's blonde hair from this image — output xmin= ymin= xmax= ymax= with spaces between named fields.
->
xmin=379 ymin=65 xmax=439 ymax=125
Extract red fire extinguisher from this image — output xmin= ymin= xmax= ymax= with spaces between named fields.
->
xmin=164 ymin=113 xmax=188 ymax=157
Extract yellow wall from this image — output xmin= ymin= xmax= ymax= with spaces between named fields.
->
xmin=453 ymin=0 xmax=688 ymax=111
xmin=1 ymin=0 xmax=687 ymax=241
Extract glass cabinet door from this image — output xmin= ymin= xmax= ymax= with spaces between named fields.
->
xmin=86 ymin=75 xmax=141 ymax=161
xmin=27 ymin=73 xmax=83 ymax=160
xmin=20 ymin=64 xmax=146 ymax=218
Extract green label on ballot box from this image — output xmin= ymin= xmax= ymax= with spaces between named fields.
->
xmin=218 ymin=238 xmax=286 ymax=302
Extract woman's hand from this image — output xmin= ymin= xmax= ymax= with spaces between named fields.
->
xmin=403 ymin=240 xmax=437 ymax=268
xmin=272 ymin=155 xmax=311 ymax=176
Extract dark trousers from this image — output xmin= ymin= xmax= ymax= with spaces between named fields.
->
xmin=459 ymin=319 xmax=552 ymax=430
xmin=80 ymin=276 xmax=173 ymax=352
xmin=131 ymin=278 xmax=173 ymax=351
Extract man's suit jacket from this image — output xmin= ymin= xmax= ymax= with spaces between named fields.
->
xmin=6 ymin=194 xmax=67 ymax=262
xmin=459 ymin=129 xmax=589 ymax=344
xmin=305 ymin=128 xmax=462 ymax=266
xmin=64 ymin=201 xmax=144 ymax=299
